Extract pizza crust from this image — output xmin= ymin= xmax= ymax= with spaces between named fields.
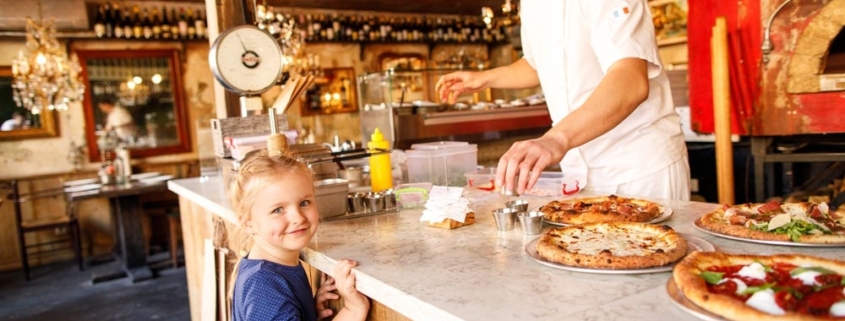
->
xmin=537 ymin=222 xmax=688 ymax=269
xmin=696 ymin=204 xmax=845 ymax=244
xmin=673 ymin=251 xmax=845 ymax=321
xmin=540 ymin=195 xmax=663 ymax=225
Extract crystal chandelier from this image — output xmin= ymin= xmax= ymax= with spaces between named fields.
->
xmin=255 ymin=4 xmax=322 ymax=78
xmin=11 ymin=2 xmax=85 ymax=115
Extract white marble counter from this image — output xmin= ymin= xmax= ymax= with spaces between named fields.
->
xmin=169 ymin=177 xmax=843 ymax=321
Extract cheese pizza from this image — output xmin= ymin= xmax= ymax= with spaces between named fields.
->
xmin=539 ymin=195 xmax=664 ymax=225
xmin=537 ymin=222 xmax=688 ymax=269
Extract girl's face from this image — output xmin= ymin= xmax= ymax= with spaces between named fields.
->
xmin=246 ymin=171 xmax=319 ymax=263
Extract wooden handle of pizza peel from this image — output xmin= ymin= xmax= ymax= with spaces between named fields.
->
xmin=712 ymin=16 xmax=735 ymax=205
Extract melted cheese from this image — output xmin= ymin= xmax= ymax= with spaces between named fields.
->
xmin=791 ymin=270 xmax=821 ymax=286
xmin=767 ymin=213 xmax=791 ymax=230
xmin=745 ymin=289 xmax=786 ymax=315
xmin=737 ymin=262 xmax=767 ymax=280
xmin=555 ymin=225 xmax=673 ymax=256
xmin=831 ymin=301 xmax=845 ymax=317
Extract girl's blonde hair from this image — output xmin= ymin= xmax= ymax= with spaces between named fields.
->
xmin=226 ymin=149 xmax=314 ymax=303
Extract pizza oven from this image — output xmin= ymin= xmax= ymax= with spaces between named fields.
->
xmin=689 ymin=0 xmax=845 ymax=136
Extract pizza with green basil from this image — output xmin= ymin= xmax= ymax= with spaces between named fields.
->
xmin=695 ymin=200 xmax=845 ymax=244
xmin=674 ymin=251 xmax=845 ymax=321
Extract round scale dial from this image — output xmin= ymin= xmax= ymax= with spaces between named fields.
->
xmin=209 ymin=25 xmax=283 ymax=95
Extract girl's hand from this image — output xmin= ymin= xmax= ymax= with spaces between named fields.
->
xmin=315 ymin=272 xmax=339 ymax=319
xmin=334 ymin=259 xmax=370 ymax=317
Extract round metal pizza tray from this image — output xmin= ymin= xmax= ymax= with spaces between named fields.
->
xmin=665 ymin=277 xmax=729 ymax=321
xmin=524 ymin=234 xmax=714 ymax=274
xmin=693 ymin=224 xmax=845 ymax=248
xmin=542 ymin=206 xmax=674 ymax=227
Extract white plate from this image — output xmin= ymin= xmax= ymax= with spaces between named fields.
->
xmin=524 ymin=234 xmax=714 ymax=274
xmin=693 ymin=224 xmax=845 ymax=248
xmin=64 ymin=178 xmax=98 ymax=187
xmin=130 ymin=172 xmax=161 ymax=180
xmin=666 ymin=277 xmax=728 ymax=321
xmin=543 ymin=205 xmax=674 ymax=227
xmin=139 ymin=175 xmax=174 ymax=184
xmin=64 ymin=183 xmax=102 ymax=193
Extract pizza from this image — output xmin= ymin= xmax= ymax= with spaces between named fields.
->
xmin=695 ymin=200 xmax=845 ymax=244
xmin=536 ymin=222 xmax=688 ymax=269
xmin=673 ymin=251 xmax=845 ymax=321
xmin=539 ymin=194 xmax=664 ymax=225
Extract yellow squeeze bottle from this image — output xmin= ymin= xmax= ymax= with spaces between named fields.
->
xmin=368 ymin=128 xmax=393 ymax=192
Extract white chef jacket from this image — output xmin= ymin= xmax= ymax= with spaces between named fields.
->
xmin=106 ymin=105 xmax=137 ymax=141
xmin=521 ymin=0 xmax=687 ymax=188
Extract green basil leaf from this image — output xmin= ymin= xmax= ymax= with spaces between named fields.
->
xmin=790 ymin=266 xmax=837 ymax=276
xmin=739 ymin=283 xmax=774 ymax=295
xmin=700 ymin=271 xmax=725 ymax=285
xmin=753 ymin=260 xmax=774 ymax=272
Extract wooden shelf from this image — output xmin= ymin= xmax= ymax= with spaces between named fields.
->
xmin=658 ymin=36 xmax=687 ymax=47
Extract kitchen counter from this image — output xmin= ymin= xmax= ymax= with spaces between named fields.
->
xmin=169 ymin=177 xmax=843 ymax=321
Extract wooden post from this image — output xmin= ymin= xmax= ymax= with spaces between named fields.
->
xmin=712 ymin=16 xmax=735 ymax=205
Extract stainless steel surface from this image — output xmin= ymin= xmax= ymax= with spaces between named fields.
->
xmin=694 ymin=224 xmax=845 ymax=247
xmin=314 ymin=178 xmax=349 ymax=219
xmin=518 ymin=211 xmax=544 ymax=236
xmin=492 ymin=207 xmax=517 ymax=231
xmin=524 ymin=234 xmax=714 ymax=274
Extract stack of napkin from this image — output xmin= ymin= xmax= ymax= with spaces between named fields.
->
xmin=419 ymin=186 xmax=475 ymax=229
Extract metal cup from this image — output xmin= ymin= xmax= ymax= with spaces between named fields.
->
xmin=491 ymin=207 xmax=518 ymax=231
xmin=347 ymin=192 xmax=367 ymax=214
xmin=382 ymin=189 xmax=397 ymax=210
xmin=505 ymin=199 xmax=530 ymax=213
xmin=518 ymin=211 xmax=545 ymax=235
xmin=366 ymin=192 xmax=384 ymax=213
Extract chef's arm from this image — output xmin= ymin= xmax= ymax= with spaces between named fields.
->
xmin=480 ymin=58 xmax=541 ymax=89
xmin=543 ymin=58 xmax=649 ymax=151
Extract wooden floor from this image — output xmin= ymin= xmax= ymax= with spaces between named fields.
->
xmin=0 ymin=254 xmax=190 ymax=321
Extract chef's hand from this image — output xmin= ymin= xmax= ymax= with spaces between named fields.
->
xmin=495 ymin=133 xmax=568 ymax=195
xmin=334 ymin=259 xmax=369 ymax=319
xmin=315 ymin=273 xmax=339 ymax=319
xmin=434 ymin=71 xmax=490 ymax=104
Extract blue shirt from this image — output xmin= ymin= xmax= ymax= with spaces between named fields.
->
xmin=232 ymin=258 xmax=316 ymax=321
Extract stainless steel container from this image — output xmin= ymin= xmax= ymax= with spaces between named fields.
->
xmin=314 ymin=178 xmax=349 ymax=219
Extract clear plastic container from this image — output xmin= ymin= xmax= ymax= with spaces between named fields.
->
xmin=395 ymin=182 xmax=432 ymax=209
xmin=405 ymin=142 xmax=477 ymax=186
xmin=464 ymin=167 xmax=565 ymax=197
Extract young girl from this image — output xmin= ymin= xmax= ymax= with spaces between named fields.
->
xmin=228 ymin=150 xmax=370 ymax=321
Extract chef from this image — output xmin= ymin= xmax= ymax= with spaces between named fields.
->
xmin=436 ymin=0 xmax=690 ymax=200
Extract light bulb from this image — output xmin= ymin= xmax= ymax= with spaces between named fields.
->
xmin=133 ymin=76 xmax=142 ymax=84
xmin=36 ymin=52 xmax=47 ymax=65
xmin=151 ymin=74 xmax=162 ymax=84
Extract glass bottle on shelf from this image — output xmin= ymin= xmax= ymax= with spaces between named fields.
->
xmin=178 ymin=8 xmax=188 ymax=39
xmin=186 ymin=8 xmax=197 ymax=39
xmin=93 ymin=4 xmax=106 ymax=38
xmin=195 ymin=9 xmax=206 ymax=39
xmin=104 ymin=3 xmax=115 ymax=38
xmin=170 ymin=8 xmax=180 ymax=39
xmin=113 ymin=3 xmax=124 ymax=38
xmin=161 ymin=6 xmax=172 ymax=39
xmin=122 ymin=8 xmax=133 ymax=39
xmin=151 ymin=8 xmax=162 ymax=39
xmin=142 ymin=8 xmax=153 ymax=39
xmin=132 ymin=5 xmax=143 ymax=39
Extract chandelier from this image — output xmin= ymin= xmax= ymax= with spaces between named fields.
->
xmin=10 ymin=2 xmax=85 ymax=115
xmin=255 ymin=4 xmax=322 ymax=78
xmin=482 ymin=0 xmax=520 ymax=31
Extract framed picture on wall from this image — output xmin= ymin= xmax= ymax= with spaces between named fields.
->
xmin=0 ymin=66 xmax=59 ymax=141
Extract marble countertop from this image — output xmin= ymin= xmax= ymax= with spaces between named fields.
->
xmin=169 ymin=177 xmax=844 ymax=321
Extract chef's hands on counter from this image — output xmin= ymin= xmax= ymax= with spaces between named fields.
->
xmin=435 ymin=56 xmax=648 ymax=194
xmin=317 ymin=259 xmax=369 ymax=320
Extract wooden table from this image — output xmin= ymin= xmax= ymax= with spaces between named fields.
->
xmin=67 ymin=181 xmax=169 ymax=283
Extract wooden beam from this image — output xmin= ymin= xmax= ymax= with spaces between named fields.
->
xmin=712 ymin=16 xmax=735 ymax=205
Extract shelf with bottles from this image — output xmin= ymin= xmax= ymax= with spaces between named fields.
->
xmin=86 ymin=2 xmax=209 ymax=41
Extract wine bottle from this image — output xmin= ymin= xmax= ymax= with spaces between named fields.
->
xmin=104 ymin=3 xmax=115 ymax=38
xmin=113 ymin=4 xmax=124 ymax=39
xmin=142 ymin=8 xmax=153 ymax=39
xmin=195 ymin=9 xmax=206 ymax=40
xmin=151 ymin=8 xmax=162 ymax=39
xmin=93 ymin=4 xmax=106 ymax=38
xmin=178 ymin=8 xmax=188 ymax=39
xmin=170 ymin=8 xmax=180 ymax=39
xmin=122 ymin=8 xmax=133 ymax=39
xmin=160 ymin=6 xmax=172 ymax=39
xmin=186 ymin=8 xmax=196 ymax=39
xmin=132 ymin=6 xmax=142 ymax=39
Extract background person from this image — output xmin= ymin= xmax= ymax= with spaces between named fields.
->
xmin=436 ymin=0 xmax=690 ymax=200
xmin=97 ymin=98 xmax=138 ymax=142
xmin=1 ymin=111 xmax=28 ymax=131
xmin=228 ymin=150 xmax=370 ymax=321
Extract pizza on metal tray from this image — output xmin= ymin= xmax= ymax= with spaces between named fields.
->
xmin=673 ymin=251 xmax=845 ymax=321
xmin=539 ymin=194 xmax=664 ymax=225
xmin=536 ymin=222 xmax=688 ymax=270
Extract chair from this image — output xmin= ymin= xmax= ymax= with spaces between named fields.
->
xmin=3 ymin=180 xmax=84 ymax=281
xmin=141 ymin=190 xmax=183 ymax=268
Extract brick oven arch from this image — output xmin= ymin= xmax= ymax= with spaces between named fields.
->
xmin=787 ymin=0 xmax=845 ymax=93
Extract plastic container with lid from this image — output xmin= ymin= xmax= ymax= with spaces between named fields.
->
xmin=405 ymin=141 xmax=477 ymax=187
xmin=464 ymin=167 xmax=566 ymax=197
